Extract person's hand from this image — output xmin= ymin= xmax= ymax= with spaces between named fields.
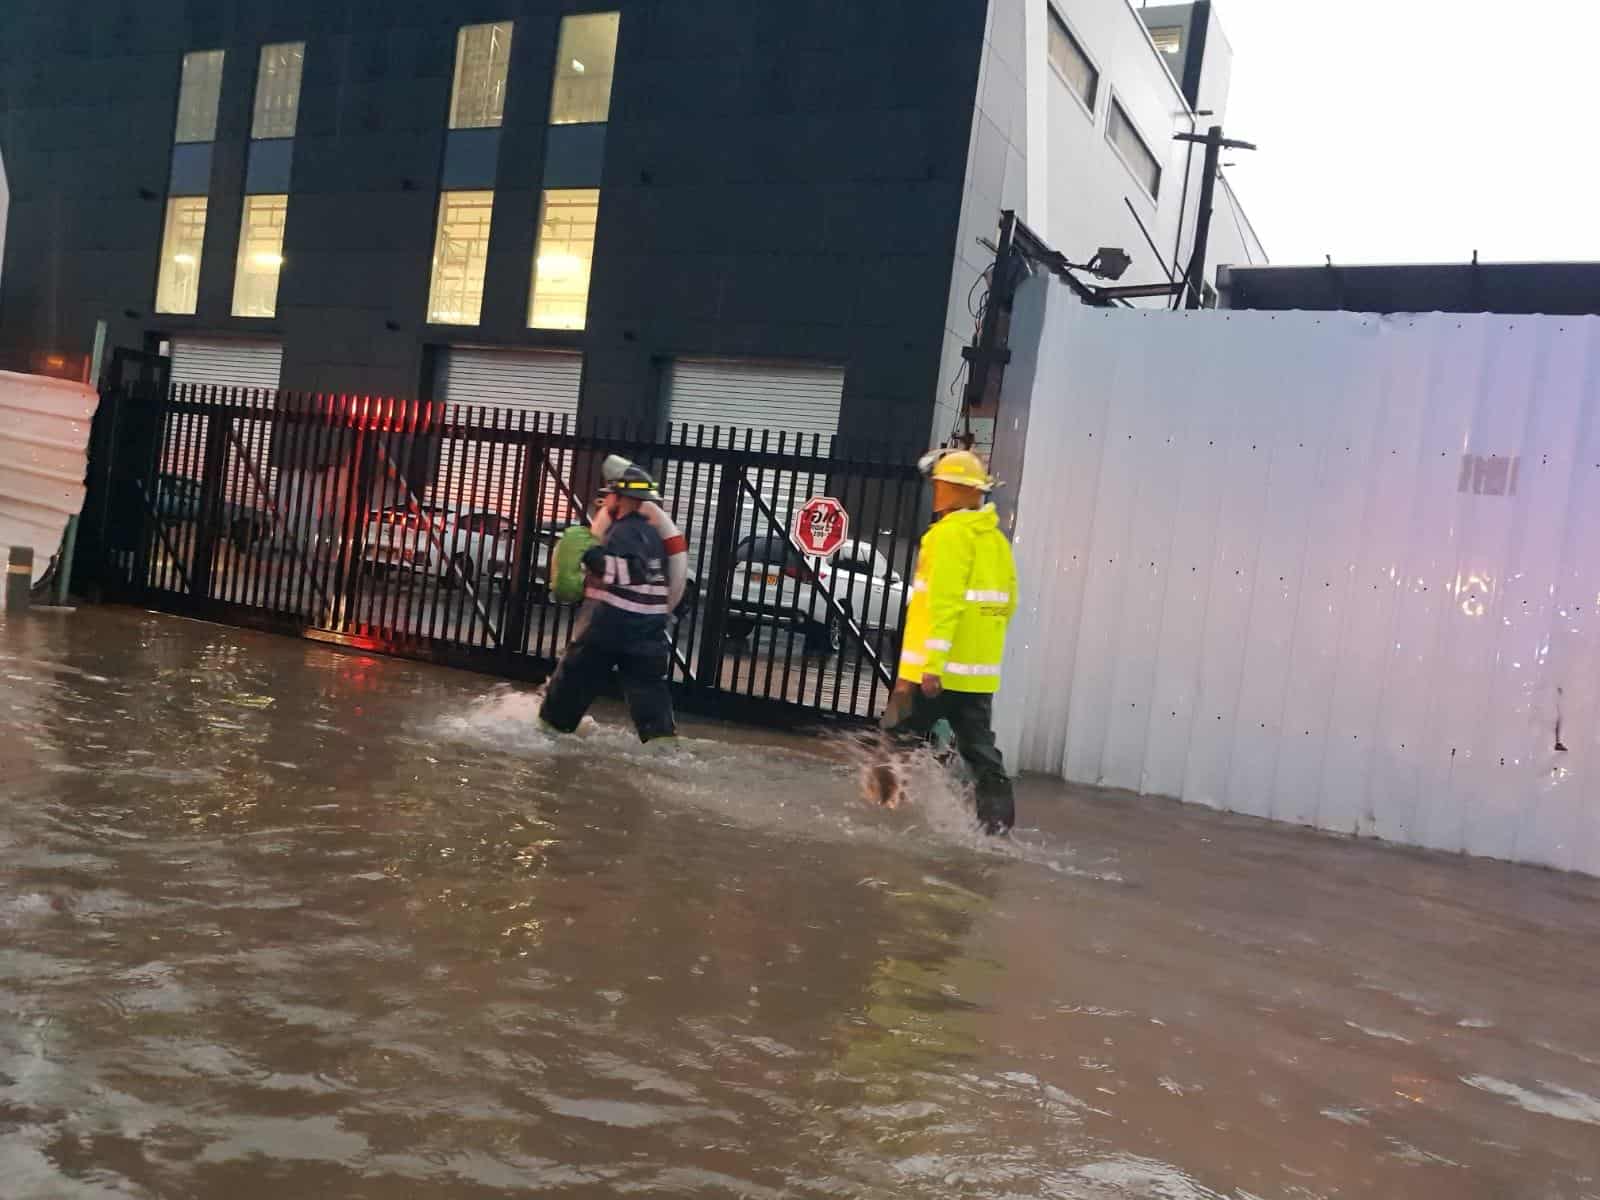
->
xmin=920 ymin=673 xmax=943 ymax=699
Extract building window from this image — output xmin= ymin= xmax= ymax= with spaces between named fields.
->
xmin=1108 ymin=99 xmax=1161 ymax=199
xmin=252 ymin=43 xmax=305 ymax=139
xmin=1149 ymin=26 xmax=1183 ymax=57
xmin=1046 ymin=9 xmax=1098 ymax=112
xmin=232 ymin=195 xmax=288 ymax=317
xmin=174 ymin=50 xmax=225 ymax=144
xmin=155 ymin=196 xmax=209 ymax=314
xmin=528 ymin=189 xmax=599 ymax=330
xmin=449 ymin=22 xmax=514 ymax=130
xmin=428 ymin=191 xmax=495 ymax=325
xmin=549 ymin=13 xmax=620 ymax=125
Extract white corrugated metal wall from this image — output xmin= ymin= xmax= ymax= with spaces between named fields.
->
xmin=996 ymin=297 xmax=1600 ymax=876
xmin=0 ymin=371 xmax=97 ymax=586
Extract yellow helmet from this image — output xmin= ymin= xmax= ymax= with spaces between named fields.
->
xmin=920 ymin=448 xmax=998 ymax=493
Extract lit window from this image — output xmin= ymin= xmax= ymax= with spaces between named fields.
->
xmin=549 ymin=13 xmax=620 ymax=125
xmin=174 ymin=50 xmax=225 ymax=143
xmin=1108 ymin=99 xmax=1161 ymax=199
xmin=252 ymin=43 xmax=305 ymax=139
xmin=232 ymin=195 xmax=288 ymax=317
xmin=528 ymin=189 xmax=598 ymax=330
xmin=155 ymin=196 xmax=208 ymax=314
xmin=1046 ymin=10 xmax=1098 ymax=111
xmin=428 ymin=191 xmax=495 ymax=325
xmin=449 ymin=22 xmax=514 ymax=130
xmin=1149 ymin=26 xmax=1183 ymax=56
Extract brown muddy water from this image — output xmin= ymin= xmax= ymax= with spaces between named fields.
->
xmin=2 ymin=607 xmax=1598 ymax=1199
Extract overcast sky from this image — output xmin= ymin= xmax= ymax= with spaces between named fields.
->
xmin=1211 ymin=0 xmax=1598 ymax=266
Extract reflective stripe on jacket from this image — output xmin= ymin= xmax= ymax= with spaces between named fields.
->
xmin=897 ymin=504 xmax=1017 ymax=694
xmin=577 ymin=511 xmax=671 ymax=652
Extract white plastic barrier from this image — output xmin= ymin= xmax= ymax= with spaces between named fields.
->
xmin=0 ymin=370 xmax=99 ymax=586
xmin=996 ymin=290 xmax=1600 ymax=876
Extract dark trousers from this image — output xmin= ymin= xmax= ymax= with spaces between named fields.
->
xmin=540 ymin=641 xmax=676 ymax=742
xmin=883 ymin=686 xmax=1015 ymax=832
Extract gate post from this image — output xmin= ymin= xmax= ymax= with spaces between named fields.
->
xmin=694 ymin=454 xmax=743 ymax=688
xmin=327 ymin=401 xmax=372 ymax=630
xmin=503 ymin=424 xmax=547 ymax=662
xmin=190 ymin=403 xmax=232 ymax=601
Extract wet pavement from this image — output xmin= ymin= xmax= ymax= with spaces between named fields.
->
xmin=2 ymin=606 xmax=1598 ymax=1199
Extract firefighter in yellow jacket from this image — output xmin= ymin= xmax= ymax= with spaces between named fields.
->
xmin=873 ymin=448 xmax=1018 ymax=833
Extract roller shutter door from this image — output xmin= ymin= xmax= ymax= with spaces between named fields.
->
xmin=431 ymin=349 xmax=585 ymax=521
xmin=663 ymin=359 xmax=845 ymax=544
xmin=168 ymin=337 xmax=283 ymax=393
xmin=433 ymin=348 xmax=582 ymax=421
xmin=162 ymin=339 xmax=284 ymax=510
xmin=664 ymin=359 xmax=843 ymax=446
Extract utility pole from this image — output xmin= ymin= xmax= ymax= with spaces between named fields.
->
xmin=1175 ymin=125 xmax=1255 ymax=309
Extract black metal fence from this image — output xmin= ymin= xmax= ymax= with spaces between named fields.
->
xmin=82 ymin=353 xmax=927 ymax=726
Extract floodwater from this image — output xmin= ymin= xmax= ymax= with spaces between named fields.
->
xmin=3 ymin=608 xmax=1598 ymax=1199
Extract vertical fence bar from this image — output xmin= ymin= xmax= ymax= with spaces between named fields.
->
xmin=190 ymin=390 xmax=232 ymax=602
xmin=393 ymin=399 xmax=427 ymax=645
xmin=332 ymin=396 xmax=368 ymax=634
xmin=751 ymin=431 xmax=784 ymax=702
xmin=505 ymin=411 xmax=541 ymax=663
xmin=695 ymin=436 xmax=742 ymax=689
xmin=775 ymin=434 xmax=808 ymax=707
xmin=249 ymin=390 xmax=281 ymax=615
xmin=272 ymin=393 xmax=303 ymax=618
xmin=490 ymin=411 xmax=521 ymax=648
xmin=284 ymin=394 xmax=310 ymax=618
xmin=145 ymin=392 xmax=176 ymax=594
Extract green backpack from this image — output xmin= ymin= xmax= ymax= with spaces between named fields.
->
xmin=551 ymin=525 xmax=598 ymax=604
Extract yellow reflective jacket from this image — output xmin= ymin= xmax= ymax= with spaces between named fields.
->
xmin=897 ymin=504 xmax=1018 ymax=694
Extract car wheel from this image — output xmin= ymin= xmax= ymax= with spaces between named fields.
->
xmin=723 ymin=616 xmax=754 ymax=641
xmin=447 ymin=552 xmax=475 ymax=587
xmin=229 ymin=519 xmax=259 ymax=552
xmin=806 ymin=611 xmax=845 ymax=655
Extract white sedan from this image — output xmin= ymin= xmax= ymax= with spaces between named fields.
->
xmin=727 ymin=536 xmax=907 ymax=653
xmin=360 ymin=505 xmax=514 ymax=586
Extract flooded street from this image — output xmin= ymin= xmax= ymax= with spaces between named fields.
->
xmin=2 ymin=607 xmax=1598 ymax=1199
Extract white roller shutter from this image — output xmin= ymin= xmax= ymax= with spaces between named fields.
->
xmin=431 ymin=349 xmax=584 ymax=523
xmin=161 ymin=339 xmax=284 ymax=515
xmin=663 ymin=359 xmax=845 ymax=545
xmin=434 ymin=348 xmax=582 ymax=420
xmin=168 ymin=337 xmax=283 ymax=392
xmin=664 ymin=359 xmax=843 ymax=445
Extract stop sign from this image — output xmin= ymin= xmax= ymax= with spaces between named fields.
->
xmin=792 ymin=496 xmax=849 ymax=558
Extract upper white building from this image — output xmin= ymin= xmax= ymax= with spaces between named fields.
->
xmin=936 ymin=0 xmax=1265 ymax=441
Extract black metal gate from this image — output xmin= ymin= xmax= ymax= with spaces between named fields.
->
xmin=81 ymin=351 xmax=926 ymax=726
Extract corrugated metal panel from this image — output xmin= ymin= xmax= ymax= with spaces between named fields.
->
xmin=996 ymin=295 xmax=1600 ymax=877
xmin=434 ymin=348 xmax=582 ymax=417
xmin=169 ymin=337 xmax=283 ymax=392
xmin=664 ymin=359 xmax=843 ymax=444
xmin=0 ymin=370 xmax=97 ymax=585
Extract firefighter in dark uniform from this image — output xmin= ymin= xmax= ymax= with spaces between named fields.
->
xmin=539 ymin=464 xmax=677 ymax=742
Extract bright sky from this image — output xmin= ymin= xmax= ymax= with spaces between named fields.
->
xmin=1213 ymin=0 xmax=1600 ymax=266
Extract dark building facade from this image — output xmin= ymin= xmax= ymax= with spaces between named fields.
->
xmin=0 ymin=0 xmax=986 ymax=446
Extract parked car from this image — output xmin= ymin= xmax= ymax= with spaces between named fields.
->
xmin=152 ymin=473 xmax=274 ymax=551
xmin=360 ymin=505 xmax=514 ymax=585
xmin=727 ymin=534 xmax=906 ymax=653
